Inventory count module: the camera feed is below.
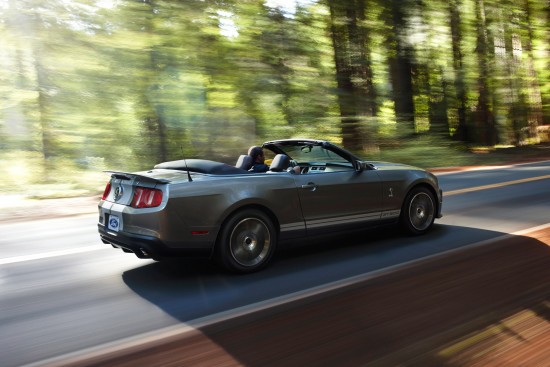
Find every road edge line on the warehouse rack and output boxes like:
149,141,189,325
0,245,106,265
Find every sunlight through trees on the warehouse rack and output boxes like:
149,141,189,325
1,0,549,195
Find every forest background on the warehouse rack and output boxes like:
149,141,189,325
1,0,549,199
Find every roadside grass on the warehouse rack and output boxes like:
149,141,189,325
1,142,550,202
374,141,550,170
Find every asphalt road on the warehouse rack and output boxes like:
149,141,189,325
1,160,549,367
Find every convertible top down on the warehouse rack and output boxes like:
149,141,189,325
98,139,442,273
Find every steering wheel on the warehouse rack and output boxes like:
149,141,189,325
287,159,304,174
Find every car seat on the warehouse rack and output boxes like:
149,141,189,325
235,155,253,171
269,154,290,172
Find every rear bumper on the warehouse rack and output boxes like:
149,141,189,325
98,225,212,260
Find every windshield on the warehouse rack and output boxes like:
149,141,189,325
272,143,351,164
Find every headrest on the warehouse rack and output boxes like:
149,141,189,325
269,154,290,172
235,155,253,171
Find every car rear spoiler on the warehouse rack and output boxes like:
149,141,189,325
105,171,171,184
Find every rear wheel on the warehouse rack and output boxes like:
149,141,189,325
400,187,436,235
216,209,277,273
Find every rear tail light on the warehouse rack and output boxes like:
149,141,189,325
102,182,112,200
131,187,163,208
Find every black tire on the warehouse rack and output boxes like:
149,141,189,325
215,209,277,273
400,187,436,235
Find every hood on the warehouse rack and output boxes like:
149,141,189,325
367,161,424,171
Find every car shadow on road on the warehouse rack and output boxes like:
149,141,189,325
118,224,550,366
122,224,514,322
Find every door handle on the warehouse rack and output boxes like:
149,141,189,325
301,182,317,191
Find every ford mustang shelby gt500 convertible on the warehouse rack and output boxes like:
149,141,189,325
98,139,442,273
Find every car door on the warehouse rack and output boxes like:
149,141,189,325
292,168,384,235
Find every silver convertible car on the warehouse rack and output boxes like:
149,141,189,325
98,139,442,273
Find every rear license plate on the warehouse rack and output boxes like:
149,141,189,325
107,215,120,232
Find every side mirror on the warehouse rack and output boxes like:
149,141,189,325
354,160,364,172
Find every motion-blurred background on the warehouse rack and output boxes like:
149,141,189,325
1,0,549,199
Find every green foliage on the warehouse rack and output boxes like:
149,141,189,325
0,0,549,198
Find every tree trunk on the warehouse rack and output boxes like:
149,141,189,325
522,0,546,133
474,0,497,146
328,0,376,152
386,0,415,131
449,0,468,142
142,0,168,163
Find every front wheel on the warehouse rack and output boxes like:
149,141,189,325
215,209,277,273
400,187,436,235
